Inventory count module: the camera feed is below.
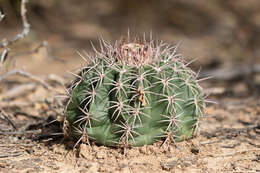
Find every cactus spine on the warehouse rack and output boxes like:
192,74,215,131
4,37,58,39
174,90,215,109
65,36,205,147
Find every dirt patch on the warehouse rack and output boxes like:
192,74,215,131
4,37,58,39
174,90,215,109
0,78,259,172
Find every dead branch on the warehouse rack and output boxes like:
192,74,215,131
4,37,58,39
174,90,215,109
0,109,17,130
0,69,53,90
200,64,260,81
200,139,220,145
32,132,64,140
10,41,48,58
0,129,41,135
0,48,9,65
0,0,30,48
0,143,35,147
14,111,44,121
0,101,31,108
0,9,4,22
0,83,36,100
0,152,24,158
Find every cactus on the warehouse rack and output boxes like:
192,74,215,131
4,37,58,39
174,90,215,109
64,36,206,147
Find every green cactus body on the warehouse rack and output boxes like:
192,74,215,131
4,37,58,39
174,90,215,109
65,39,205,147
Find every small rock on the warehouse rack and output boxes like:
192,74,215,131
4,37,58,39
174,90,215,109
190,147,199,155
161,160,178,171
182,161,192,167
95,150,106,159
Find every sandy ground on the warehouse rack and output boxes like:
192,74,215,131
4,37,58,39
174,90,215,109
0,1,260,172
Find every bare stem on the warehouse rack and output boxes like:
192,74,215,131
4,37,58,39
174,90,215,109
0,109,17,130
0,9,5,22
0,0,30,48
0,69,53,90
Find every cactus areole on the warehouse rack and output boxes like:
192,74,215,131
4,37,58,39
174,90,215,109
65,37,205,147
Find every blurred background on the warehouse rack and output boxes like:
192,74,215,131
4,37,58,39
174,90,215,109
1,1,260,171
1,0,260,93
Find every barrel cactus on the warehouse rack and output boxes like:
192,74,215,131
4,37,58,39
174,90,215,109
64,36,206,147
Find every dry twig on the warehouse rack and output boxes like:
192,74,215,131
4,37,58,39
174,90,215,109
0,83,36,100
0,152,24,158
0,9,4,22
0,48,9,65
0,69,53,90
0,129,41,135
200,64,260,81
200,139,220,145
0,0,30,48
10,41,49,59
0,143,35,147
0,109,17,130
0,9,5,22
0,101,31,108
14,111,44,120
